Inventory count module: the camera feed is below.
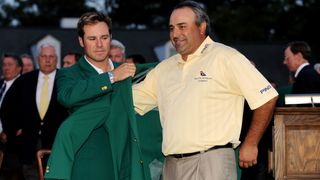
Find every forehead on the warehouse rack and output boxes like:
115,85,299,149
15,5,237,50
110,47,122,53
64,54,75,60
3,57,16,63
22,57,32,62
170,7,196,25
83,22,109,36
284,47,293,55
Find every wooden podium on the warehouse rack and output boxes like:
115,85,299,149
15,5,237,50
273,107,320,179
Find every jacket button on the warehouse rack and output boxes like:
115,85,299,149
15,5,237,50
101,86,108,91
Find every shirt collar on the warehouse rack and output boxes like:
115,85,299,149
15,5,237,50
4,74,20,88
84,56,114,74
39,70,56,79
177,36,213,64
295,62,309,78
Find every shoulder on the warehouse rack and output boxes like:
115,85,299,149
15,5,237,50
300,65,319,77
18,70,39,81
209,42,245,61
156,54,179,69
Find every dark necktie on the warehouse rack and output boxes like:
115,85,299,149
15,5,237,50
0,82,7,101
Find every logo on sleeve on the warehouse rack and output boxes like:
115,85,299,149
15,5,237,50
201,44,210,54
260,85,272,94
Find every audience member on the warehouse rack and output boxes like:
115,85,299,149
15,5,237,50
62,51,82,67
109,39,126,62
126,54,146,64
0,53,23,180
283,41,320,93
133,1,278,179
11,44,68,180
21,54,35,74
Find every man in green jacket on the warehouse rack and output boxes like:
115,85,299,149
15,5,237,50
45,12,146,180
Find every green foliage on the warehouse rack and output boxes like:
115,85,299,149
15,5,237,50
0,0,89,27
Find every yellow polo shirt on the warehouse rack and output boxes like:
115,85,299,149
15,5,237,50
133,37,278,155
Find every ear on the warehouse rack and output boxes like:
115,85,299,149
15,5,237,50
295,52,304,60
79,37,84,47
199,22,206,35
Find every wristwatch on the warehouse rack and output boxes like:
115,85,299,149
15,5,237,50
108,71,115,83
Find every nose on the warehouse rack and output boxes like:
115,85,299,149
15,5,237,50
170,28,179,39
96,39,102,47
283,59,287,65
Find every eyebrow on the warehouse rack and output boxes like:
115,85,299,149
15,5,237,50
86,34,110,38
169,22,187,28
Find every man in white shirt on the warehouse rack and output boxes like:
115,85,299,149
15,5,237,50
133,1,278,179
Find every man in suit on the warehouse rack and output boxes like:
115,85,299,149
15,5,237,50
44,12,148,180
0,53,23,179
11,44,68,179
283,41,320,93
21,54,35,74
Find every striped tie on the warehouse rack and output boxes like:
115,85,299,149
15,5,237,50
0,82,7,102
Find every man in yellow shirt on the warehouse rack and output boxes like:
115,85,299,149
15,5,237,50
133,1,278,179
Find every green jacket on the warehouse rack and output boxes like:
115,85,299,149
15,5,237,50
45,57,161,180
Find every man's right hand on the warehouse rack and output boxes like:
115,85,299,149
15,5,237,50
0,132,7,143
112,63,136,82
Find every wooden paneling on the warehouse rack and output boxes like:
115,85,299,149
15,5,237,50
274,107,320,180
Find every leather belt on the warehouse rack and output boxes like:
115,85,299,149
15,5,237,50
169,143,232,159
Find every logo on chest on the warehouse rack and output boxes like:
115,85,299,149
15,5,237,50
194,70,212,82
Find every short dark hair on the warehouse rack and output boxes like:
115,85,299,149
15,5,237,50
77,11,112,38
173,1,211,36
2,53,23,67
127,54,146,64
64,51,82,62
20,53,33,60
287,41,311,61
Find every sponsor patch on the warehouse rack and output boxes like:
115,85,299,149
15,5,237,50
194,70,212,82
260,85,272,94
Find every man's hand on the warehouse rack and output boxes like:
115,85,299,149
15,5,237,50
0,132,7,143
112,63,136,82
239,96,277,168
238,141,258,168
16,129,22,136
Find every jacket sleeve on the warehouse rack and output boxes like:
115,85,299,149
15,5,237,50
56,68,113,109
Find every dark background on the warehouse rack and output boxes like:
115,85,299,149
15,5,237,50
0,0,319,87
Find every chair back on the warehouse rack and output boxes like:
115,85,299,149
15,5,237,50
37,149,51,180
